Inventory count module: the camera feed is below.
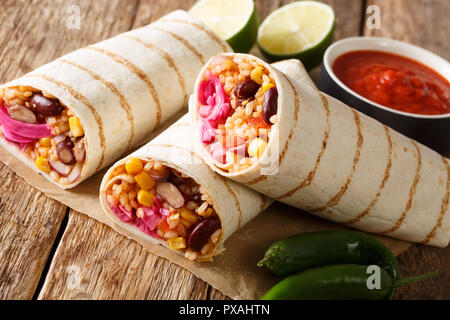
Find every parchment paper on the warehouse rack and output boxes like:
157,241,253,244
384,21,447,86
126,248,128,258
0,108,410,300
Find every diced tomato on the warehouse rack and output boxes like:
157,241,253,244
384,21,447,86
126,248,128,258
158,219,170,234
246,117,271,129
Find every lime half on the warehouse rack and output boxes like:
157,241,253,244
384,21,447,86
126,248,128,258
257,1,335,70
190,0,259,53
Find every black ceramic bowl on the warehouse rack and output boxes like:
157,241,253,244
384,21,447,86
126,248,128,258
317,37,450,157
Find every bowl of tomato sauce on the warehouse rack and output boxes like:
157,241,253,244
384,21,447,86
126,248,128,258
317,37,450,156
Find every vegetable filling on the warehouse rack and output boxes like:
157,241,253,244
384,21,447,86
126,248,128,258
104,158,222,262
0,86,86,184
196,55,278,173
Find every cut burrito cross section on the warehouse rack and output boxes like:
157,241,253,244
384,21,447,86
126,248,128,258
0,10,232,188
103,156,223,262
191,54,280,173
100,115,272,262
190,53,450,248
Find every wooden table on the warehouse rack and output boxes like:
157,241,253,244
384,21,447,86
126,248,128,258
0,0,448,300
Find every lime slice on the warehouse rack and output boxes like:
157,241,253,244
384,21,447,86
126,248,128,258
257,1,335,70
190,0,259,53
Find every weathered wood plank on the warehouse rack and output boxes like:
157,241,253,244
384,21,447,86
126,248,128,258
0,0,139,299
37,0,364,300
363,0,450,299
365,0,449,59
38,211,229,300
0,163,67,299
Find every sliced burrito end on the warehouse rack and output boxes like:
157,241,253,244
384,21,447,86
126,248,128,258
0,86,86,186
192,53,281,174
101,156,224,262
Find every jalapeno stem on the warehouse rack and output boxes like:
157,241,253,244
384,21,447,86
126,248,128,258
394,270,438,288
257,256,270,267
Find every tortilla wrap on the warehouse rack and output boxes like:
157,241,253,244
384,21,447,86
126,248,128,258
0,10,231,188
99,114,272,260
190,53,450,248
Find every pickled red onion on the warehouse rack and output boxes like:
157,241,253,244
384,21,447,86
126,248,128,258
110,205,135,223
210,141,227,164
0,105,51,140
200,120,216,143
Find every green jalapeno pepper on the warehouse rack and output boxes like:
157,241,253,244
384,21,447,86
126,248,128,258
261,264,437,300
258,231,399,280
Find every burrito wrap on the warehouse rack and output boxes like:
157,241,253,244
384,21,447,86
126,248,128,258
0,10,231,188
99,114,272,260
190,53,450,247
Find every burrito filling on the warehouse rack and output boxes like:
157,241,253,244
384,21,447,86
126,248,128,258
0,86,86,184
196,55,278,173
104,158,222,262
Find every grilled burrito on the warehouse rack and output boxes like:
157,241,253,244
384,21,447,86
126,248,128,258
99,114,271,262
189,53,450,247
0,10,231,188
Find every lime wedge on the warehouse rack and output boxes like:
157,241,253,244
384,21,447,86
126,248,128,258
257,1,335,70
190,0,259,53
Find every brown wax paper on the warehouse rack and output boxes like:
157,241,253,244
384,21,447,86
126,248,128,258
0,61,410,300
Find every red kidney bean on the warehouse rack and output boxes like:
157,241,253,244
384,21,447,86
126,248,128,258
168,169,187,186
188,216,221,252
148,166,172,180
29,93,63,116
262,87,278,124
234,80,260,99
56,137,75,164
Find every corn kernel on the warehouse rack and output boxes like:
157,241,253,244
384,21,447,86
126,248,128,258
69,116,84,137
250,66,264,85
137,189,155,207
168,237,186,250
125,158,143,175
223,59,235,70
35,156,51,173
180,207,198,224
39,137,52,147
181,219,192,229
248,138,268,158
134,171,155,191
262,82,275,92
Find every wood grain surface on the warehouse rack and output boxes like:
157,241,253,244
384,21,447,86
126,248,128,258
364,0,450,299
0,0,448,300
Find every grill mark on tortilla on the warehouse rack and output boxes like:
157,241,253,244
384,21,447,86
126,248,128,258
246,175,268,185
259,195,268,212
346,125,393,224
148,26,206,64
381,140,422,234
85,46,162,129
25,74,106,171
159,19,229,52
220,176,243,228
276,90,330,200
59,59,135,151
310,109,363,213
421,156,449,244
278,73,300,164
120,35,188,104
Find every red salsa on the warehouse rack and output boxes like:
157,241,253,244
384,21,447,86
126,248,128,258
332,50,450,115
